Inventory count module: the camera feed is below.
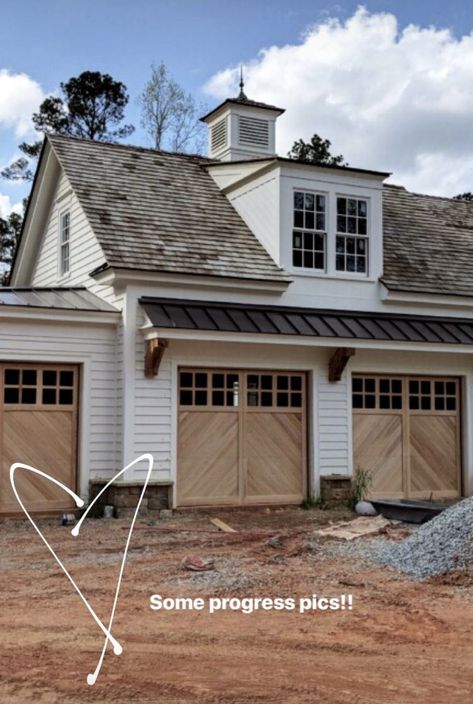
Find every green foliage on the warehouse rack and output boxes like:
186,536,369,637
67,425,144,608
139,62,206,153
0,211,23,284
453,192,473,201
288,134,347,167
2,71,134,182
349,466,373,509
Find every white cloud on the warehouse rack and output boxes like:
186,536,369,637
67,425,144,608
204,7,473,196
0,193,22,219
0,69,45,138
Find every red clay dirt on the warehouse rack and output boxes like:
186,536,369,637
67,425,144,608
0,507,472,703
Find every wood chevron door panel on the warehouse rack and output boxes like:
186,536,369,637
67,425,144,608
2,411,76,512
177,411,239,506
353,414,404,499
0,363,79,515
244,413,304,503
352,375,461,501
409,416,460,499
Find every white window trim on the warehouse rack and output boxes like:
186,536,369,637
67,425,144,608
292,188,328,274
335,193,370,278
58,209,71,279
289,188,372,280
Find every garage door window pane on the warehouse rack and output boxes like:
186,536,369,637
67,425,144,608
43,370,57,386
22,369,37,386
421,396,431,410
180,390,192,405
212,390,225,406
195,390,207,405
212,373,224,388
4,387,19,404
42,388,57,405
59,389,73,405
277,392,289,407
261,392,272,406
21,387,36,404
277,376,289,390
60,371,74,387
195,373,207,388
4,369,19,385
291,393,302,407
180,372,193,388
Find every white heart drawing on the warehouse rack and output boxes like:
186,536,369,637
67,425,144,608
10,453,154,685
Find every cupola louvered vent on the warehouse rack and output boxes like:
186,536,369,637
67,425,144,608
238,115,270,149
211,117,227,152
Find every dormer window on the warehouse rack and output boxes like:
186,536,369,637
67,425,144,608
292,191,326,270
336,197,368,274
59,211,70,276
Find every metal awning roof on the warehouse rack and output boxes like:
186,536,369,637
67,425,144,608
0,288,117,312
140,297,473,345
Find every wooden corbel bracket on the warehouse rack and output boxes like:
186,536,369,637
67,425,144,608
144,338,169,378
328,347,355,382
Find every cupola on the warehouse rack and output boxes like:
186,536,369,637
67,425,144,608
200,71,285,161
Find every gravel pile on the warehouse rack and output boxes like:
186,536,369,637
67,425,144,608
376,497,473,579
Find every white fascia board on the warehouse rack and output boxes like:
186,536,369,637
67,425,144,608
141,324,473,355
279,164,386,191
10,145,59,286
381,285,473,311
91,267,291,293
0,306,119,325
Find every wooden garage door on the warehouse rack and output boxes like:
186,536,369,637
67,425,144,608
177,369,306,506
353,375,461,500
0,364,79,514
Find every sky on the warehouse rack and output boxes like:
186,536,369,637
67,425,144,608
2,0,473,216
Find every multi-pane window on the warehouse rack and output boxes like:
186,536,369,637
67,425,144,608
3,367,75,406
179,371,239,407
247,374,303,408
352,377,402,410
178,371,304,409
60,211,70,276
292,191,326,270
353,376,458,413
336,197,368,274
409,379,457,411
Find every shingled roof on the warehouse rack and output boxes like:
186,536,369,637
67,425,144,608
47,135,289,283
46,135,473,297
382,186,473,297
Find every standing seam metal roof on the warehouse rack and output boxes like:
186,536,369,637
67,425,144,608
140,297,473,345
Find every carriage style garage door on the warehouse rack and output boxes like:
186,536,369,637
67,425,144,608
177,369,307,506
0,363,79,514
353,375,461,500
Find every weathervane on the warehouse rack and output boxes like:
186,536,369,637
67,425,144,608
238,64,247,100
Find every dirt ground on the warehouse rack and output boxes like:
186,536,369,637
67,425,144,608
0,506,472,704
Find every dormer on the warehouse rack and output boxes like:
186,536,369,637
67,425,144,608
200,81,285,161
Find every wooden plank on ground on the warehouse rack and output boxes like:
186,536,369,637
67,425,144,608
210,518,237,533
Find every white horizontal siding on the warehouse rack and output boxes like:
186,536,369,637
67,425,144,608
0,319,119,495
132,306,172,482
31,169,118,304
317,367,351,476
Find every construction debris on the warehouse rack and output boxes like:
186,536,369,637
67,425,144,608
210,518,237,533
314,515,391,541
181,555,215,572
